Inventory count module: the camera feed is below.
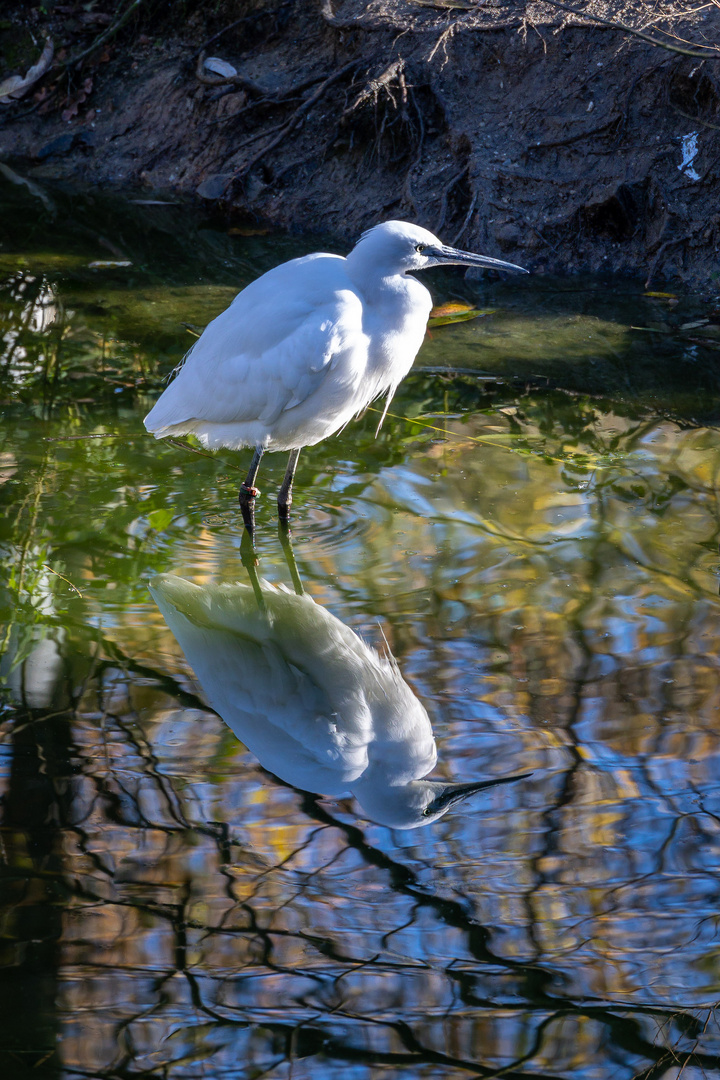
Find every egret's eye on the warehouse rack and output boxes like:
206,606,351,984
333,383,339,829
415,244,427,254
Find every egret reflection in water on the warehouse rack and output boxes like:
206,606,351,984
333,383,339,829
150,573,529,829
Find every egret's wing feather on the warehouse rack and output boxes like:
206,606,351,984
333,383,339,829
144,255,365,435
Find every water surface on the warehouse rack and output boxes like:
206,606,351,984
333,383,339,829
1,181,720,1080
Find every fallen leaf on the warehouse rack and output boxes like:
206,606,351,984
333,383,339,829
679,319,710,331
0,75,26,102
428,304,495,328
0,38,54,104
147,508,174,531
431,302,475,317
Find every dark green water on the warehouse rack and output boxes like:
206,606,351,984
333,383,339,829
1,179,720,1080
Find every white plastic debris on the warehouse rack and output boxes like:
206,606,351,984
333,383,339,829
203,57,238,79
678,132,700,181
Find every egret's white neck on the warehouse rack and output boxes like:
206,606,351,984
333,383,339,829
345,250,410,305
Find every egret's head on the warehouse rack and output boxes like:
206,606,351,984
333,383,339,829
352,771,533,830
349,220,528,277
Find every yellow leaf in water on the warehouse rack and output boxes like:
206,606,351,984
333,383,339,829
428,304,495,328
643,291,677,299
431,302,474,317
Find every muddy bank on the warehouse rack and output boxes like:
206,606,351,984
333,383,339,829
1,1,719,291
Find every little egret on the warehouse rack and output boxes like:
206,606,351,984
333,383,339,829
150,573,530,829
144,220,528,528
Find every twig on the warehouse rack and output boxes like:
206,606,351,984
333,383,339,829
653,20,720,53
526,114,620,153
226,120,289,152
190,5,294,60
192,16,255,59
428,20,459,63
450,188,477,246
196,50,327,103
516,211,559,254
402,84,426,215
62,0,146,69
7,85,59,120
668,100,720,132
435,164,468,233
537,0,720,59
44,432,135,441
165,437,243,471
195,51,270,96
645,234,693,288
342,58,404,116
232,58,361,181
42,564,83,597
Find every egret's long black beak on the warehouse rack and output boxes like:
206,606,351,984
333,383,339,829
428,245,529,274
423,771,532,817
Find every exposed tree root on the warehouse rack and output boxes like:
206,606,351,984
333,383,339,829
3,0,719,288
231,58,362,185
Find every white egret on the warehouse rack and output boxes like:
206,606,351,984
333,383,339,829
150,573,530,829
144,221,528,528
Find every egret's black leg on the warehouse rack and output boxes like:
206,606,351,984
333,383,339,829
278,521,304,596
239,446,264,533
277,448,301,521
239,529,267,613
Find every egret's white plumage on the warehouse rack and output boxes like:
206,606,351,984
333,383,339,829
150,573,529,829
144,220,527,524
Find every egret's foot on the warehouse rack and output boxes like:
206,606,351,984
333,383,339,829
239,486,258,535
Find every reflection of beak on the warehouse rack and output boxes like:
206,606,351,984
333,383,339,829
427,244,529,274
424,771,533,816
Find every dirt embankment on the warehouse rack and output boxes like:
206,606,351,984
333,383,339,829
1,1,719,291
